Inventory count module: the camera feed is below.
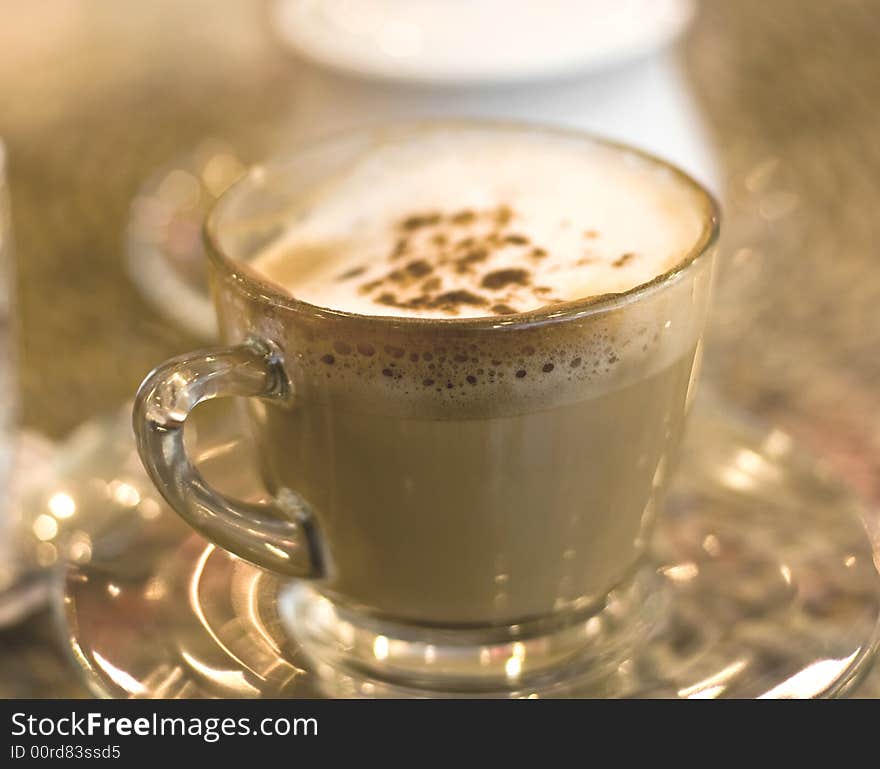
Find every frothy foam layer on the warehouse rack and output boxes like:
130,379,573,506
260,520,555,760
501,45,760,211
249,131,707,318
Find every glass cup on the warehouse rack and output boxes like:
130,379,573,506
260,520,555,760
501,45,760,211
133,122,719,695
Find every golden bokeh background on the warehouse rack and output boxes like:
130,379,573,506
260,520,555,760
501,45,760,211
1,0,878,696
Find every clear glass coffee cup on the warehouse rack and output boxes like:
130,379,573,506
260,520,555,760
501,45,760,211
133,122,719,695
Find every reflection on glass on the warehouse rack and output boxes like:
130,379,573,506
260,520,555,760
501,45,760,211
759,652,860,699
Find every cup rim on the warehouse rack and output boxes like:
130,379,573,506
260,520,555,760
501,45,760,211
204,119,720,331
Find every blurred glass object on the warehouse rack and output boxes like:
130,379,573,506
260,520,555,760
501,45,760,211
0,140,15,580
273,0,720,192
0,142,55,626
125,139,248,341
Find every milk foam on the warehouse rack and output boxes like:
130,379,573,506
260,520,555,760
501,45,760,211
249,130,707,319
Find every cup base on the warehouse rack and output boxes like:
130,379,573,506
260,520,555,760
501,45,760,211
278,567,667,697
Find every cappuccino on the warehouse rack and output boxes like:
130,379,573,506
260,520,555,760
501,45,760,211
233,128,713,624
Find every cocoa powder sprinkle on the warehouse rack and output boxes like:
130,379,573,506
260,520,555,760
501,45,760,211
336,265,366,281
391,237,408,259
405,259,433,277
451,209,476,225
495,205,513,226
401,212,442,230
481,268,530,290
430,290,488,309
455,249,488,273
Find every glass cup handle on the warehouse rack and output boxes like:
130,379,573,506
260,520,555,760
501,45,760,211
132,338,323,578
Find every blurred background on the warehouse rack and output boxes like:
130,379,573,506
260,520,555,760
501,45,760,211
0,0,878,696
